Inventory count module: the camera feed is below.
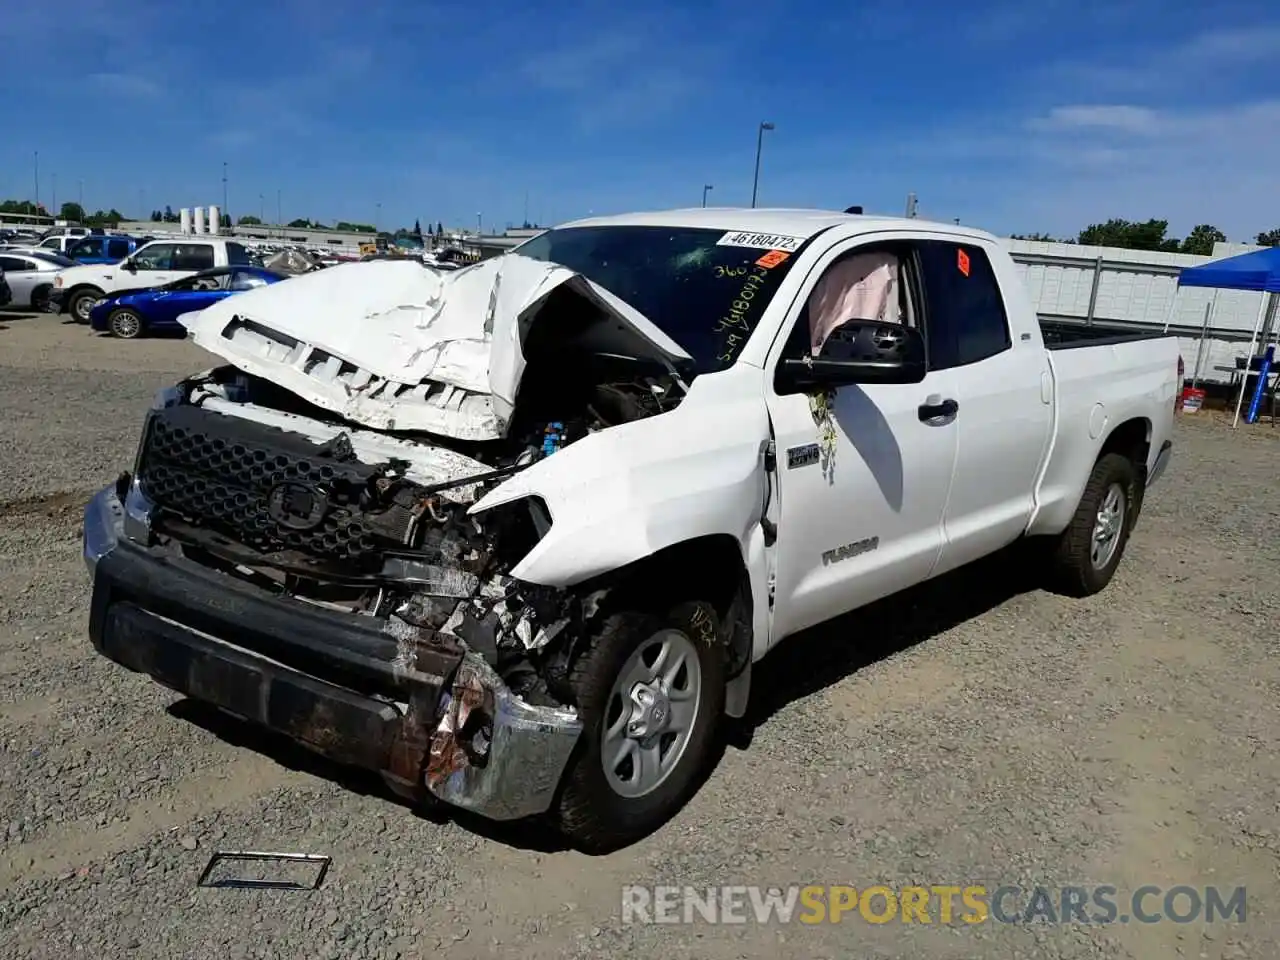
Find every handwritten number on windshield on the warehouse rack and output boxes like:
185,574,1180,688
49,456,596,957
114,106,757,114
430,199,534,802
713,266,770,365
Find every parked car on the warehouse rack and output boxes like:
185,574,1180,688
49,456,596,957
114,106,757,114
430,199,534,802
82,208,1178,852
0,251,75,310
67,234,142,265
89,265,286,338
50,238,257,322
0,265,9,308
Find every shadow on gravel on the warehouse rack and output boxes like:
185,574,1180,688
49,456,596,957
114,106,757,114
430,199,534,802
167,699,572,853
730,543,1041,749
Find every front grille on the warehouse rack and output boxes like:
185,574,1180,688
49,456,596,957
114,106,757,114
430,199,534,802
137,404,404,564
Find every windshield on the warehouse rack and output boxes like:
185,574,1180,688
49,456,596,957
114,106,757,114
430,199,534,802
514,225,808,373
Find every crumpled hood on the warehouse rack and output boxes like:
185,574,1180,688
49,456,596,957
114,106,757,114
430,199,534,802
181,254,690,441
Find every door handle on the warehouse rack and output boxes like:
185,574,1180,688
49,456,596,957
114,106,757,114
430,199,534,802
918,397,959,422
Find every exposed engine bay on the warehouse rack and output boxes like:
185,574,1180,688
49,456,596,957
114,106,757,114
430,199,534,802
133,354,687,711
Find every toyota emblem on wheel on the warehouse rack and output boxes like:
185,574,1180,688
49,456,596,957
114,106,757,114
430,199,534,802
266,481,330,531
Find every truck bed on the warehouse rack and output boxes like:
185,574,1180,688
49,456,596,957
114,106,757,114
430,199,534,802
1039,317,1171,350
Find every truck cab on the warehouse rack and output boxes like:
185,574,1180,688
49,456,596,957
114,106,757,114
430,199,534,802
67,234,142,265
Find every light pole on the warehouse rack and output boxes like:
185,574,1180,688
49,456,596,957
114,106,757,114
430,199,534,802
276,189,282,237
52,174,57,216
751,121,774,208
376,202,381,230
78,179,84,213
259,193,264,224
702,184,713,207
33,151,39,211
222,161,228,226
476,212,482,236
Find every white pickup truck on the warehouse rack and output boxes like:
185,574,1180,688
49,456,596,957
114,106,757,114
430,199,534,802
51,237,255,322
82,209,1178,852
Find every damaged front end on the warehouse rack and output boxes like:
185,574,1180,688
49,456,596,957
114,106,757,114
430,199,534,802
85,343,683,819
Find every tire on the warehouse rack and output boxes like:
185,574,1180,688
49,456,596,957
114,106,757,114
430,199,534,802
31,285,51,313
68,287,104,324
1046,452,1138,597
107,308,144,339
556,600,726,853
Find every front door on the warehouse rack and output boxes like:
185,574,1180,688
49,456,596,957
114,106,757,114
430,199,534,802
763,236,959,643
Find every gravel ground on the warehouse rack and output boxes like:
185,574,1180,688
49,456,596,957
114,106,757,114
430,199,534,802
1,312,1278,959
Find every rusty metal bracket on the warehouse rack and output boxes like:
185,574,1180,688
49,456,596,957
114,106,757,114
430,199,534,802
196,851,332,890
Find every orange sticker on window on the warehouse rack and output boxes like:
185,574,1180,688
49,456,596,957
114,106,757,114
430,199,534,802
756,249,790,269
957,248,971,276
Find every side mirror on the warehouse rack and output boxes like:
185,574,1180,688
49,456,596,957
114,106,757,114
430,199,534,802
122,258,137,271
776,318,926,394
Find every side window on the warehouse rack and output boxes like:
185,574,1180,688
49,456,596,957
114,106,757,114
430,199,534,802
915,241,1010,370
227,242,251,266
107,239,130,258
40,237,62,249
0,256,30,272
173,244,215,270
133,243,177,270
779,243,918,360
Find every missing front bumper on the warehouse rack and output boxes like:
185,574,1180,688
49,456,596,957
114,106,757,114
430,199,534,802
82,484,583,822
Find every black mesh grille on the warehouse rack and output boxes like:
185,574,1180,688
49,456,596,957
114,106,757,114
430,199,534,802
137,404,399,564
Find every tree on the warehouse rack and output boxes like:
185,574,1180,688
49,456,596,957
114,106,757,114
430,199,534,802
413,218,423,242
1078,219,1180,252
0,199,44,215
1011,232,1058,241
237,215,263,225
150,209,163,222
436,221,444,237
220,213,231,228
1256,229,1280,247
334,221,375,233
163,205,176,223
287,218,314,228
1180,224,1227,257
59,202,86,223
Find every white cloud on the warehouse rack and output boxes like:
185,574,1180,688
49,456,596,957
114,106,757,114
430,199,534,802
88,72,162,100
1030,105,1160,135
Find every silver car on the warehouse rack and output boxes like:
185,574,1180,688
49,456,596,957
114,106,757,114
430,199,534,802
0,251,75,310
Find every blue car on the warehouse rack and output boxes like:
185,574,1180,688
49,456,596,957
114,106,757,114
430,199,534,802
89,266,286,339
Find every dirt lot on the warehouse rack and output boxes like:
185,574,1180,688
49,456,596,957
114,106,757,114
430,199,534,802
1,312,1278,959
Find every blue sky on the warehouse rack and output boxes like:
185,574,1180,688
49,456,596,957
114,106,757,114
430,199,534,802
4,0,1278,240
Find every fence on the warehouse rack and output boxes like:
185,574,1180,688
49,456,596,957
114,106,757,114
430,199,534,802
1005,239,1275,384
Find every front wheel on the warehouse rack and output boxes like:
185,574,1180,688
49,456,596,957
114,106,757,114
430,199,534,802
67,288,104,324
556,601,726,853
107,308,144,339
1046,452,1138,597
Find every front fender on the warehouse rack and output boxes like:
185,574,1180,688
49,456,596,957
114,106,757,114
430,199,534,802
469,375,777,669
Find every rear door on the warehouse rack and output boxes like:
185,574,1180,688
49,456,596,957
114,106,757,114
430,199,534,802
0,255,40,305
919,239,1053,575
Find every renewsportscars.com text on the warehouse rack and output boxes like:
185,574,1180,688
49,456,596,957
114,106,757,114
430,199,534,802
621,884,1247,926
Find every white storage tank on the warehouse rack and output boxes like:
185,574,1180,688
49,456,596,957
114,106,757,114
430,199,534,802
180,208,192,235
193,206,206,235
208,205,220,235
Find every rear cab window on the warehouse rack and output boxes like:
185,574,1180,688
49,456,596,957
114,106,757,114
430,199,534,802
227,242,252,266
173,245,216,270
915,241,1011,370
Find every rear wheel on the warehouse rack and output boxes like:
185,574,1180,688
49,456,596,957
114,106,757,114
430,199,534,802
556,601,726,853
1046,452,1137,597
108,308,144,339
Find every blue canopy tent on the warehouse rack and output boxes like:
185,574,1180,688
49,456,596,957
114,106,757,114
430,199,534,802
1175,245,1280,427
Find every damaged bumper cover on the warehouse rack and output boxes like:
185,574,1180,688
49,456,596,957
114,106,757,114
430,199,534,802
82,484,583,821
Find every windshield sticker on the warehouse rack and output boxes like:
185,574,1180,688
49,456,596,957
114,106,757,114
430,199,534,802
716,231,805,252
957,248,971,276
756,249,791,269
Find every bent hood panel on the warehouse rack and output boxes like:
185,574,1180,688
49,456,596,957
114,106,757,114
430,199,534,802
182,256,690,440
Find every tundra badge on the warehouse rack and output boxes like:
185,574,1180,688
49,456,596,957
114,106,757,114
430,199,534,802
786,443,821,469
